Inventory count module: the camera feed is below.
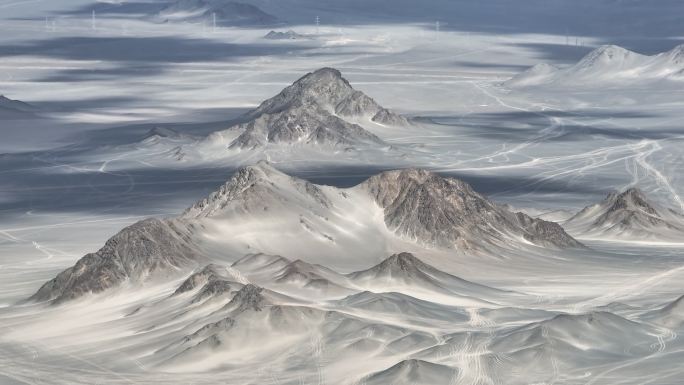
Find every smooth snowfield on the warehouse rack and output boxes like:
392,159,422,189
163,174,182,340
2,0,684,384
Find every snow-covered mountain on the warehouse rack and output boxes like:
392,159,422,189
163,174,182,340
264,30,308,40
201,68,410,150
157,0,279,26
563,188,684,242
361,169,584,250
29,162,583,304
29,218,205,304
506,44,684,87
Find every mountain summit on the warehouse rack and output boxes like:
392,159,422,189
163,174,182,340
564,188,684,241
204,68,409,149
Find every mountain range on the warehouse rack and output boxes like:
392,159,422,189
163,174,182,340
506,44,684,87
29,161,583,304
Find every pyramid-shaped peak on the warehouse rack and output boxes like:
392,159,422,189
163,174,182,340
609,187,656,212
226,284,265,312
577,45,639,67
592,45,634,58
374,252,429,273
617,187,646,199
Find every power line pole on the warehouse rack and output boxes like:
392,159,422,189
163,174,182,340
92,10,96,31
435,21,440,33
212,12,216,33
315,15,320,34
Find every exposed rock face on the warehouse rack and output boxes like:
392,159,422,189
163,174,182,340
191,280,241,304
174,264,227,295
158,0,278,26
173,264,242,303
564,187,684,240
30,163,584,304
29,219,202,304
514,212,585,248
362,169,582,250
207,68,408,149
225,284,265,313
183,161,331,218
228,104,384,149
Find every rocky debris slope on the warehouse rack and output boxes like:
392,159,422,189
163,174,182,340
29,218,203,304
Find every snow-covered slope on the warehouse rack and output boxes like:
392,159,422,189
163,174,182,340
650,295,684,328
348,252,511,302
29,162,584,304
506,44,684,87
157,0,279,26
564,188,684,242
363,359,458,385
200,68,410,150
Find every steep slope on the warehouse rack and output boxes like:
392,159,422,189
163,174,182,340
29,219,204,304
30,163,583,303
506,44,684,87
361,169,583,250
157,0,279,26
202,68,409,150
564,188,684,241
